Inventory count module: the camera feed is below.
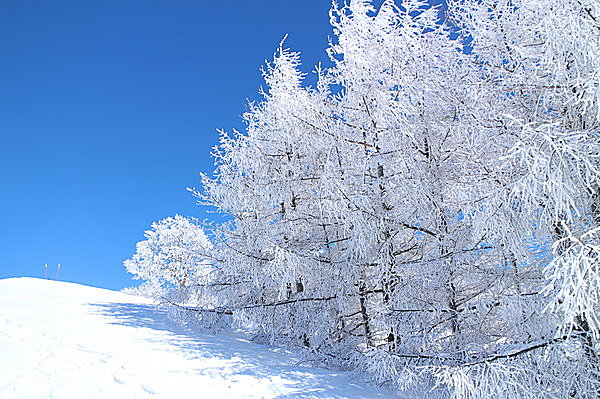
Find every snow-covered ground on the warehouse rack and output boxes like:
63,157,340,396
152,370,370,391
0,277,399,399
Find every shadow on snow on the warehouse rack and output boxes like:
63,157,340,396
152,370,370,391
88,301,392,399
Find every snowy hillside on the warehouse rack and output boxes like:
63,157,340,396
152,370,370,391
0,277,399,399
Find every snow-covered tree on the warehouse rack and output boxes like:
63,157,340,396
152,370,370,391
439,0,600,396
183,0,599,397
124,215,213,295
198,43,347,348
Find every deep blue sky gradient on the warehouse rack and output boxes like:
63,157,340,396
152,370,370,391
0,0,335,289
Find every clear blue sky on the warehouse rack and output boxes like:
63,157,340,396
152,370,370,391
0,0,337,290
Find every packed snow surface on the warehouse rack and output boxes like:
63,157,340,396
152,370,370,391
0,277,398,399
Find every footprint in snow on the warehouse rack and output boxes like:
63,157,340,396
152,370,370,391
140,384,157,395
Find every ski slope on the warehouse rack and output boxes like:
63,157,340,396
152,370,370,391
0,277,399,399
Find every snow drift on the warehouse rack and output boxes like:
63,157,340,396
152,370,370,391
0,277,397,399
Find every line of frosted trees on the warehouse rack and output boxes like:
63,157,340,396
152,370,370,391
125,1,599,397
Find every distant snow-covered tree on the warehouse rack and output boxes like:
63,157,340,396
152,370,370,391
124,215,213,295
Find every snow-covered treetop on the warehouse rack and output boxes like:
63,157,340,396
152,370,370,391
124,215,213,292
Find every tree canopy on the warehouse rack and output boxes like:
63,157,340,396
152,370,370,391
129,1,600,397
